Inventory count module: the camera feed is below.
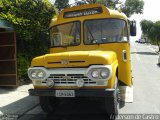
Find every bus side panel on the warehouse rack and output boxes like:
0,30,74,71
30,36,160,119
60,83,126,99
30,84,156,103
102,43,132,87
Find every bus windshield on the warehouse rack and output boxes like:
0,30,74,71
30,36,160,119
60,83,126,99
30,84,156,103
50,21,80,47
84,19,128,44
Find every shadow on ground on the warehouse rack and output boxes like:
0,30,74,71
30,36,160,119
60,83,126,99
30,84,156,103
0,82,32,94
19,98,125,120
131,52,158,55
19,114,116,120
0,96,39,115
0,86,18,94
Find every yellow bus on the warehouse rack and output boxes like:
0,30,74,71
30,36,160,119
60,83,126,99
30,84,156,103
28,4,136,115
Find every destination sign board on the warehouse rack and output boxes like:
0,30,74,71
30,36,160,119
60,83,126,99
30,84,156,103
64,7,103,18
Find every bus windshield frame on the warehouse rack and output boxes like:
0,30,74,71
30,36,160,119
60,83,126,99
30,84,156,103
50,21,81,47
83,18,129,45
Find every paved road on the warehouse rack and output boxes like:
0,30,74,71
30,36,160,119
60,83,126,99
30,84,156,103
119,40,160,114
18,39,160,120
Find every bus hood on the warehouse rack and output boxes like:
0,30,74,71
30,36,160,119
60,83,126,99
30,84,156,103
31,51,117,68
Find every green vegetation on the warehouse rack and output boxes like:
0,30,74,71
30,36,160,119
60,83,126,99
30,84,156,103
74,0,144,17
121,0,144,17
140,20,160,52
0,0,57,81
55,0,70,12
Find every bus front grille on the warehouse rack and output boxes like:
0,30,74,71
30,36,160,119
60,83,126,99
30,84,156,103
48,74,97,86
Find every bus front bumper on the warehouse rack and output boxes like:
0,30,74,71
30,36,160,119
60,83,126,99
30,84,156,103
28,89,115,97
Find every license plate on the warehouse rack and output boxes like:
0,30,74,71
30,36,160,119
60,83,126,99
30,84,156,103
56,90,75,97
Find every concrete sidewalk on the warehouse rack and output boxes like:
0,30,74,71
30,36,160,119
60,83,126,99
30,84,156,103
0,84,39,115
147,44,159,53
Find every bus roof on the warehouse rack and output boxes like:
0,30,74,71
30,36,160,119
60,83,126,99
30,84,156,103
50,4,127,28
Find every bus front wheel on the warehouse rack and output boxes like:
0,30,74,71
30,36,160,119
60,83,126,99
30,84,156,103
105,79,120,115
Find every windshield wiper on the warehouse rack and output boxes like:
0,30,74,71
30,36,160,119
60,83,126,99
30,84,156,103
86,24,96,43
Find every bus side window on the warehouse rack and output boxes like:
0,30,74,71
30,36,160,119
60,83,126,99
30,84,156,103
119,23,128,42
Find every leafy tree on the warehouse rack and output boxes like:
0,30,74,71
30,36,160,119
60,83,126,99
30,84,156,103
75,0,122,9
121,0,144,17
74,0,144,17
0,0,57,80
140,20,153,36
55,0,70,12
149,21,160,52
140,20,160,52
75,0,87,6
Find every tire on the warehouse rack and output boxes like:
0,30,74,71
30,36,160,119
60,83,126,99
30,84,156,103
39,96,60,113
105,78,120,115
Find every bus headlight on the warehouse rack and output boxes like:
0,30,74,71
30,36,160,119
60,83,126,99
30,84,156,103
91,70,99,78
86,65,112,81
37,71,45,78
31,71,37,79
46,79,54,88
100,69,110,78
28,67,47,80
76,79,84,87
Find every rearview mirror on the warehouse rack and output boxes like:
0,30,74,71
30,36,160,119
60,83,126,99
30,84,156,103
129,20,137,36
